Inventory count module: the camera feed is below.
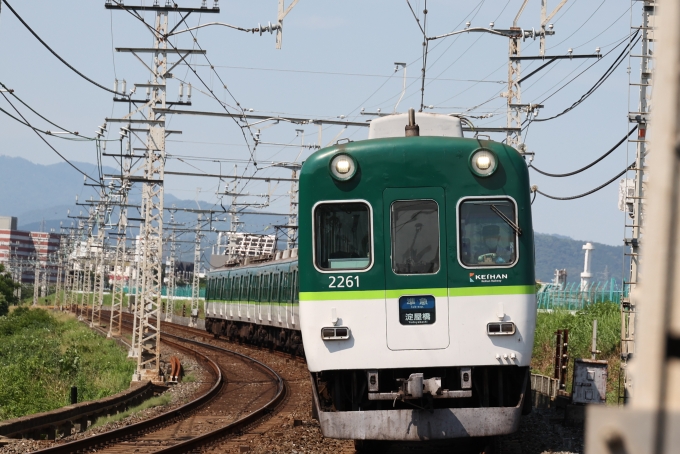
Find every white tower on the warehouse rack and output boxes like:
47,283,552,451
580,242,595,292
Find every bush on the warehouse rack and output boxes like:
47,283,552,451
0,309,135,420
532,301,622,403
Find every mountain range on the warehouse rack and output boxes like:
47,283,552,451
0,155,625,282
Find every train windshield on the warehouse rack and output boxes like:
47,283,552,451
314,202,372,271
391,200,440,274
459,199,518,267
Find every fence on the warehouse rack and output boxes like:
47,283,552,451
537,279,625,311
123,286,205,298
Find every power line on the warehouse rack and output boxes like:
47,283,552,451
530,126,637,177
0,90,100,184
534,164,634,201
184,64,505,83
532,31,640,122
1,0,126,97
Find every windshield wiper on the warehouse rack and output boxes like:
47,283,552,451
490,205,522,236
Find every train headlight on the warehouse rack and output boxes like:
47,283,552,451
330,153,357,181
469,148,497,177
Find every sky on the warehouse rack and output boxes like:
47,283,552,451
0,0,646,247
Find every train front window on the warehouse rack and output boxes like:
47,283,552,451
314,202,372,271
391,200,440,274
459,199,518,267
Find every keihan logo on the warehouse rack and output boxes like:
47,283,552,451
469,273,508,283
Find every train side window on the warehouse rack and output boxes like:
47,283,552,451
272,273,280,302
251,276,260,302
218,277,224,300
233,277,240,302
314,201,372,271
293,270,299,304
282,272,290,303
391,199,440,274
262,274,270,302
241,276,249,301
225,277,231,300
458,198,518,267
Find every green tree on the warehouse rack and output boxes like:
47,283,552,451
0,264,19,316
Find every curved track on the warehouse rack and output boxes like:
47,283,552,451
32,311,285,454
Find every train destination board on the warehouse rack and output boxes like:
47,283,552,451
399,295,436,325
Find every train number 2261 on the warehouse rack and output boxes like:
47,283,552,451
328,276,360,288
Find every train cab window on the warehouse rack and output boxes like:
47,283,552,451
391,200,440,274
459,198,518,267
314,202,372,271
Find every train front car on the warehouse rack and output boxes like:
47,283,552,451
298,113,536,443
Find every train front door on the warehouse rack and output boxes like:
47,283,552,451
383,187,450,350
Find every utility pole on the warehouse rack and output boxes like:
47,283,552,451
91,197,107,327
585,0,677,449
189,215,202,327
165,227,176,323
109,189,129,338
105,0,218,382
31,258,39,306
505,0,567,149
620,0,655,403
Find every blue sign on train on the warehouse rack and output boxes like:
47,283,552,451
399,295,436,325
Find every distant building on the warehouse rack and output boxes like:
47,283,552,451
0,216,63,283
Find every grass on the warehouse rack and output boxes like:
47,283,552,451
531,301,622,404
182,372,197,383
0,308,136,420
90,394,171,429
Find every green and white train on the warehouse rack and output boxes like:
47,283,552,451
205,110,536,444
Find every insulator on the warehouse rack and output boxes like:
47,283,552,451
102,141,107,151
121,79,127,95
179,83,184,100
187,83,192,100
126,141,131,152
146,85,151,100
114,79,119,93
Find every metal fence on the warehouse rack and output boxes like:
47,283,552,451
123,285,205,298
537,279,625,310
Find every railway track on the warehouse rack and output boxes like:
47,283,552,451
27,311,285,454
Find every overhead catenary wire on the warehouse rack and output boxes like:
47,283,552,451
1,0,126,97
532,30,641,122
0,90,101,184
530,126,637,177
534,164,634,201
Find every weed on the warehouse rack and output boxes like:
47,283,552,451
0,309,135,420
90,394,172,429
531,301,622,404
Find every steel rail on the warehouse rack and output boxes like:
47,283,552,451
152,332,287,453
42,310,287,453
32,336,224,454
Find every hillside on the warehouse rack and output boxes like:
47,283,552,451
1,156,626,277
534,233,626,285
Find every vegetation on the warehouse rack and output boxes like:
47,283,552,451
0,308,135,420
0,264,20,316
531,302,621,404
90,394,171,429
